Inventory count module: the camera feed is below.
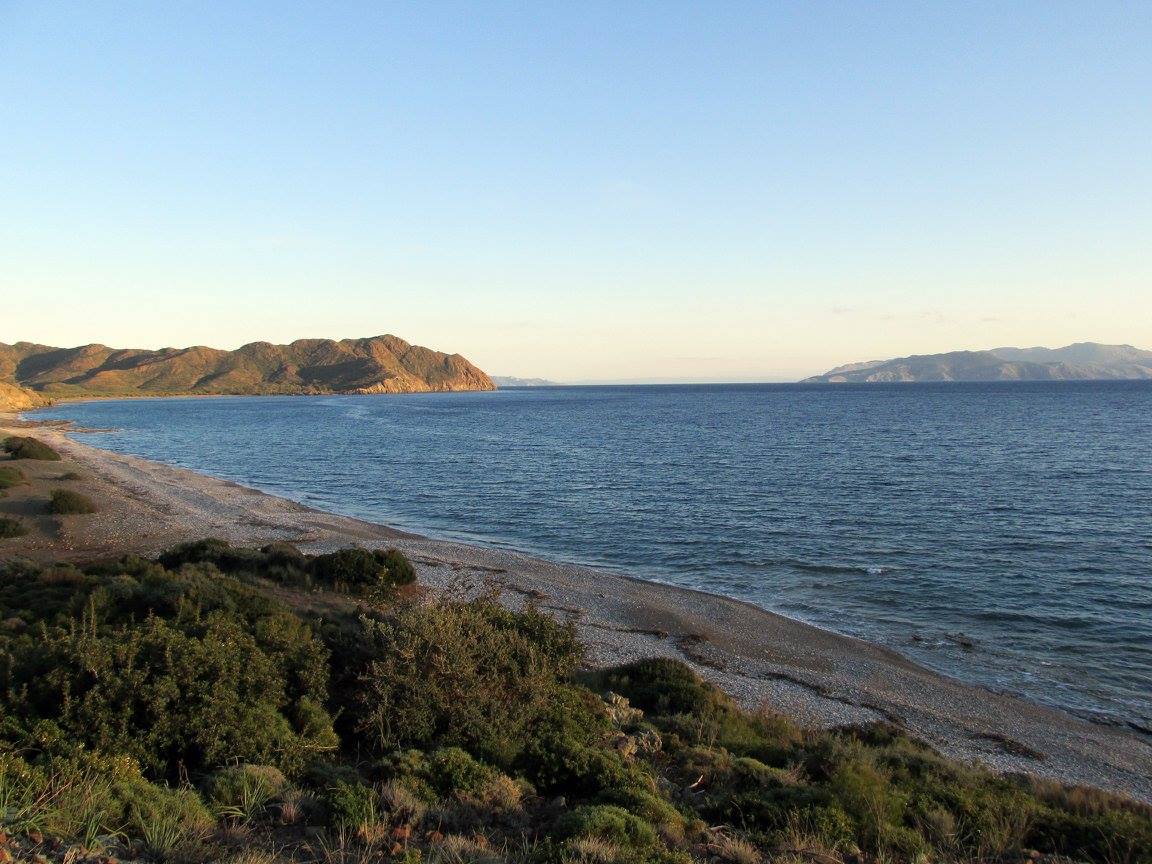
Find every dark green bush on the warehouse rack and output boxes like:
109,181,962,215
309,547,383,588
153,538,416,594
376,547,417,586
554,803,659,851
0,516,27,538
0,465,24,489
48,488,97,514
351,596,582,767
3,435,61,460
0,557,337,780
322,778,378,828
428,747,498,798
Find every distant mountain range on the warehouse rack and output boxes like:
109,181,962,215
491,376,558,388
804,343,1152,383
0,335,494,408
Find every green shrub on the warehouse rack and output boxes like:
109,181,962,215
0,748,211,849
1,543,1150,864
153,538,414,594
48,488,97,514
597,658,719,716
309,547,385,590
3,436,61,460
205,764,287,821
0,465,23,489
0,516,27,538
377,547,417,586
352,596,582,767
323,778,378,828
597,658,802,761
555,804,659,852
0,559,337,780
429,747,499,799
375,749,438,803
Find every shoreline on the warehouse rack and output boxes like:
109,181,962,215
3,414,1151,804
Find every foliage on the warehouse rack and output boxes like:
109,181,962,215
350,596,583,767
0,541,1149,864
0,556,337,780
156,536,417,595
2,436,61,460
0,465,23,489
206,764,288,821
0,516,27,538
48,488,97,514
0,747,211,848
554,804,658,853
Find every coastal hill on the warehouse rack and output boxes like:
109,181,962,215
804,342,1152,383
0,381,50,411
491,375,558,387
0,334,495,404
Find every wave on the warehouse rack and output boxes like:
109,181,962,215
786,560,892,576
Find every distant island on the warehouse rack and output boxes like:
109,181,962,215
491,375,558,388
804,342,1152,383
0,334,495,408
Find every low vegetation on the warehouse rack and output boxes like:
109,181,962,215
47,488,98,514
0,542,1148,864
0,516,27,538
0,465,24,490
2,435,62,461
158,537,417,596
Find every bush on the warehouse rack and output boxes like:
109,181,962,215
48,488,97,514
2,543,1151,864
351,596,582,766
429,747,499,798
0,558,337,780
310,547,384,589
205,764,288,821
3,436,61,460
322,778,378,828
0,516,27,538
0,748,211,849
153,538,416,595
0,465,23,489
377,547,417,586
555,804,659,853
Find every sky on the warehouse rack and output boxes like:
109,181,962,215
1,2,1150,382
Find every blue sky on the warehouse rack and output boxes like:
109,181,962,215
1,1,1149,381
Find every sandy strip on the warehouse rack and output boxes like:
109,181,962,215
3,418,1151,803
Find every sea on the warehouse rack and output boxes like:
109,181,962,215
31,382,1152,732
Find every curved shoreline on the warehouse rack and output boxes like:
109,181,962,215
3,415,1151,803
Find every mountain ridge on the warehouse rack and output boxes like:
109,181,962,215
0,334,495,405
803,342,1152,383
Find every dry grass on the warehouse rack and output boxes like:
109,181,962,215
565,836,622,862
710,833,764,864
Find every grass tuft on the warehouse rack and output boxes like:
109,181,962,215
3,435,61,460
48,488,98,514
0,516,27,538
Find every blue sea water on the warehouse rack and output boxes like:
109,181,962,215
32,383,1152,731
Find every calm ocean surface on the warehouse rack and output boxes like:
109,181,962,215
33,383,1152,730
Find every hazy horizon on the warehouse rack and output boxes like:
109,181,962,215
3,2,1149,381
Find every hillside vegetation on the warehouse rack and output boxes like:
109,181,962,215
0,539,1149,864
0,335,495,398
